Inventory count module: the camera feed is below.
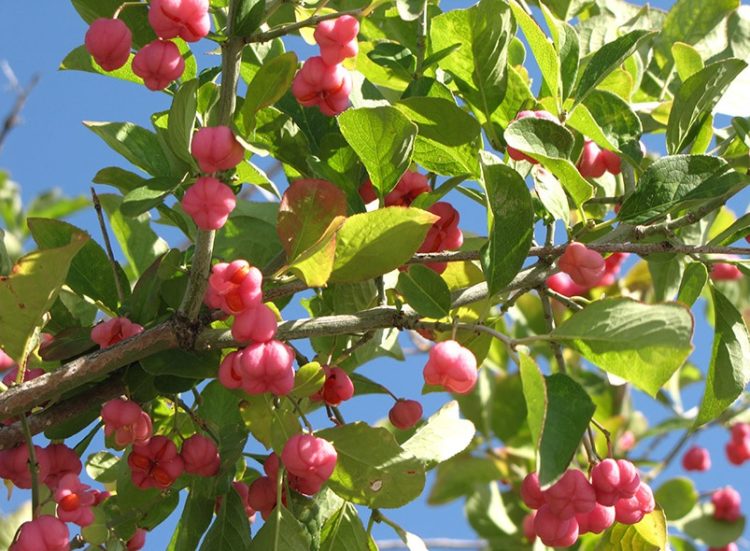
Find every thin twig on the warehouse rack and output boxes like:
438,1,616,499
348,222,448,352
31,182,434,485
91,187,126,305
0,70,38,153
539,289,566,374
20,415,39,517
247,8,367,43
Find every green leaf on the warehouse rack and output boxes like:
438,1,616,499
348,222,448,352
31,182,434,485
214,215,283,269
519,352,546,447
167,491,215,551
541,4,579,100
319,503,373,551
396,0,424,21
0,231,87,360
667,59,747,154
199,487,251,551
246,107,311,177
430,0,512,120
617,155,738,224
121,177,180,216
402,401,475,468
251,505,312,550
330,207,438,283
510,1,560,100
290,362,325,400
677,262,708,307
551,299,694,396
240,393,300,453
396,265,452,319
394,97,481,177
84,121,172,177
537,374,595,486
655,477,698,521
695,286,750,426
86,451,120,483
239,52,298,132
489,373,527,441
571,90,643,157
596,509,668,550
367,42,416,80
672,42,704,81
679,506,745,548
465,483,517,539
660,0,739,52
317,423,426,508
338,106,417,196
99,194,169,280
480,162,533,295
428,455,504,505
504,117,592,206
60,46,143,85
168,79,199,165
27,218,124,310
574,30,654,106
234,0,265,37
708,213,750,245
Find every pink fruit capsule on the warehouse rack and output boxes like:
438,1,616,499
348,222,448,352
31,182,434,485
85,18,132,72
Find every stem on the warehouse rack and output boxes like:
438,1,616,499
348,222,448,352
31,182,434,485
644,429,693,482
175,397,221,443
539,289,565,374
366,510,376,537
248,8,367,43
287,396,314,433
274,463,284,549
20,415,39,518
91,188,126,305
113,1,143,18
178,4,244,321
414,0,429,78
541,287,585,311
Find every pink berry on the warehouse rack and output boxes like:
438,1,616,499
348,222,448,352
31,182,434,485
614,482,655,525
546,272,589,297
710,262,743,281
314,15,359,65
191,126,245,173
205,260,263,315
54,473,97,527
0,348,14,371
311,366,354,406
558,242,606,288
9,515,69,551
533,504,579,547
423,340,477,394
91,317,144,349
618,430,636,452
521,472,546,509
0,444,50,489
418,202,463,273
725,439,750,465
128,436,184,490
281,434,337,492
590,458,640,506
731,423,750,440
127,528,147,551
599,149,622,175
181,434,220,477
231,481,257,521
709,544,738,551
388,399,423,430
101,398,153,449
292,56,352,117
132,39,185,91
231,304,278,344
545,469,596,519
181,176,237,230
597,252,629,287
2,366,44,387
712,486,742,521
148,0,210,42
682,446,711,472
42,443,83,489
577,140,606,179
237,340,295,396
359,171,430,207
84,18,132,71
507,110,558,164
247,476,279,520
576,502,615,535
264,452,321,495
218,350,243,390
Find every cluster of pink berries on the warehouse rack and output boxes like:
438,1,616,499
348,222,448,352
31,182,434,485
292,16,358,116
521,459,654,547
547,242,628,297
102,398,220,490
726,422,750,465
85,0,210,90
360,170,463,273
181,126,244,230
247,434,337,518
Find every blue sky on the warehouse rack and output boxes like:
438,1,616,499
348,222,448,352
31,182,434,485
1,1,749,549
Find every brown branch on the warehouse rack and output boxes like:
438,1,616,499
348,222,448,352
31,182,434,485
247,9,366,43
0,71,38,153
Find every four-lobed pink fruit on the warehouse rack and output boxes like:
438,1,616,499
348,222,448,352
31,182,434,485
533,504,579,547
682,446,711,472
314,15,359,65
91,317,144,349
220,340,295,396
132,39,185,91
577,139,622,178
148,0,210,42
181,434,221,477
311,366,354,406
726,423,750,465
181,176,237,230
613,482,655,525
9,515,69,551
359,170,430,207
389,399,423,430
545,469,596,519
205,260,263,315
231,304,278,344
590,458,641,506
126,528,147,551
281,434,338,494
576,503,615,535
712,486,742,521
292,56,352,117
418,202,463,273
557,242,606,288
54,473,97,527
128,435,185,490
191,126,245,174
710,262,743,281
423,340,478,394
101,398,153,449
85,18,132,71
